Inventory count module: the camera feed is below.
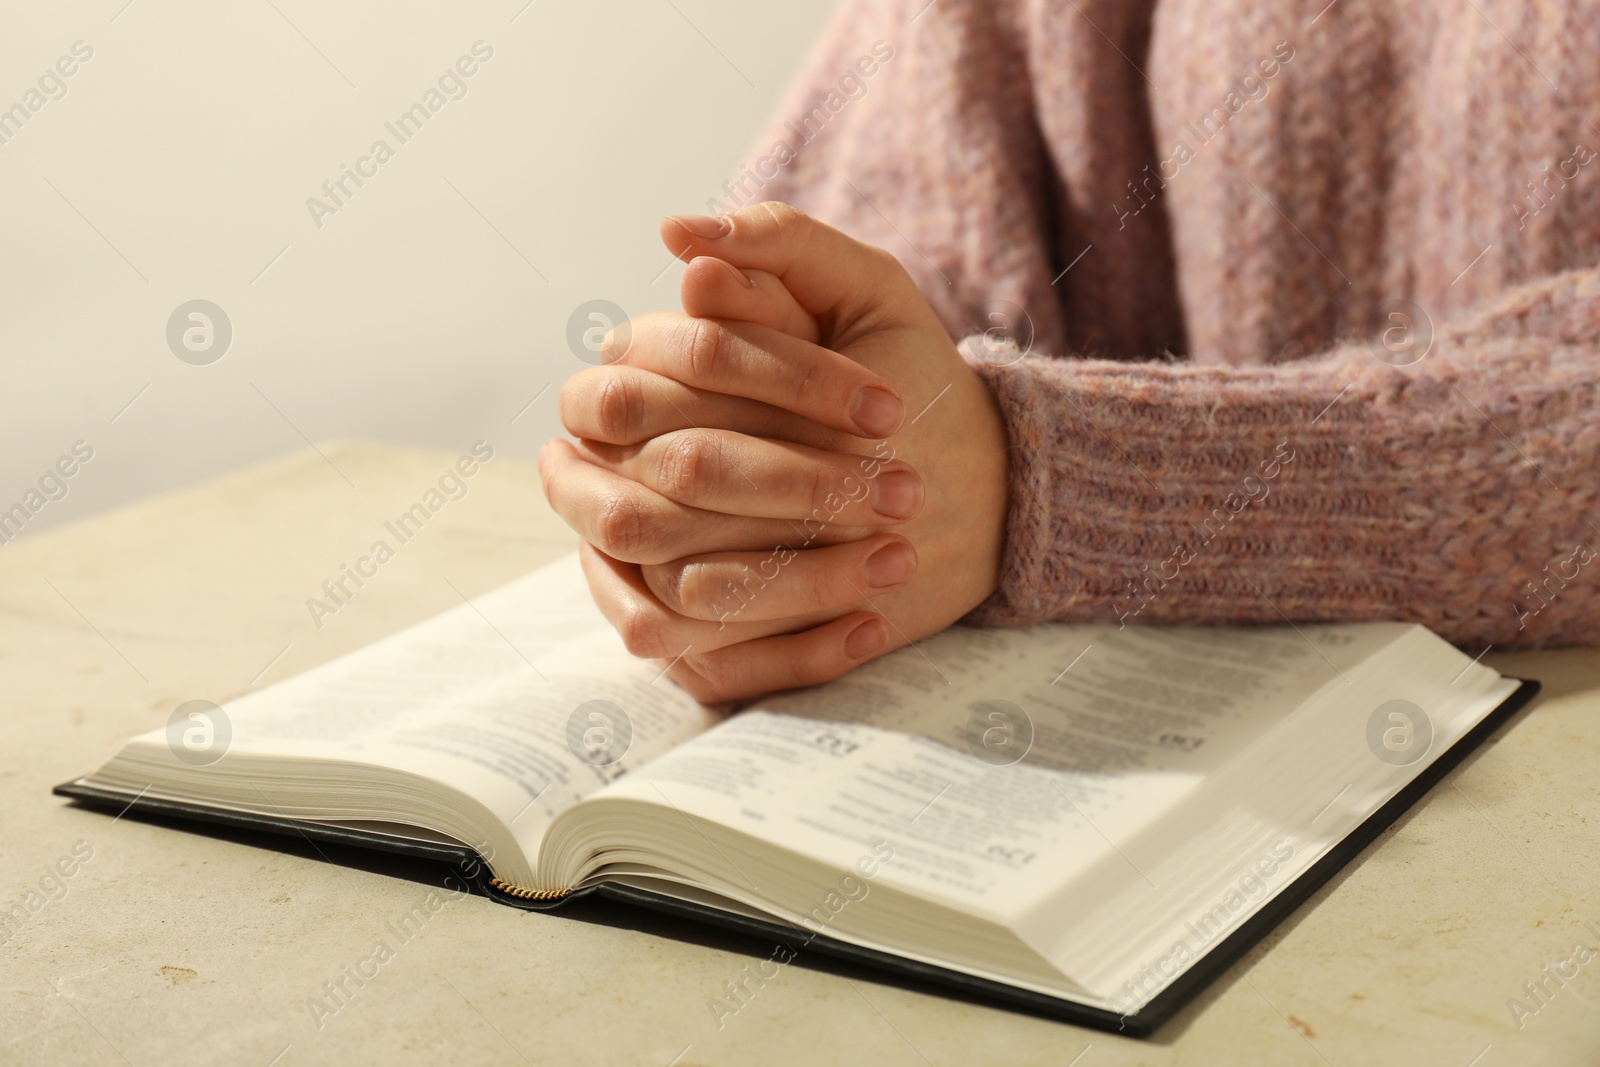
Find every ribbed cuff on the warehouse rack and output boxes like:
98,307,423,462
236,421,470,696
958,335,1081,627
955,337,1357,631
952,277,1600,648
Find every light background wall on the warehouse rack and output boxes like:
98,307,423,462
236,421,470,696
1,0,835,541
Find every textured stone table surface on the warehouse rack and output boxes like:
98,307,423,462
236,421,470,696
3,443,1598,1066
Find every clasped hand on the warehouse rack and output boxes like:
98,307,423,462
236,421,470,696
541,203,1010,701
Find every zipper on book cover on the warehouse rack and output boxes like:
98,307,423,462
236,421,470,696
489,877,573,902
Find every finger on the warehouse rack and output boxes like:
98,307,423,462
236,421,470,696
640,534,917,624
571,430,923,523
578,544,848,658
559,364,840,449
607,312,904,438
539,439,871,564
661,611,891,703
661,202,917,324
680,258,820,343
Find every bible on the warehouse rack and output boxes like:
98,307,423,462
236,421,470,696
56,553,1537,1035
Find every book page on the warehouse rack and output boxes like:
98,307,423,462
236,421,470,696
1039,631,1521,1006
582,622,1405,918
102,555,721,881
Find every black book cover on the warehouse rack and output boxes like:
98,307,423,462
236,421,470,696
53,678,1540,1037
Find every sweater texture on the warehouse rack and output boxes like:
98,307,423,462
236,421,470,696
741,0,1600,647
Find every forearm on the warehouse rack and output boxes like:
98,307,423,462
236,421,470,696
964,269,1600,647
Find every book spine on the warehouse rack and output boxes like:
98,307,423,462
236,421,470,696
489,878,572,902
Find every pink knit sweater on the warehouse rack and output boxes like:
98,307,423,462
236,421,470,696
735,0,1600,648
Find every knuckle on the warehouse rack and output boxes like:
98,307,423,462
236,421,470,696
654,432,715,502
788,362,824,409
673,667,725,705
686,652,747,701
754,201,808,238
615,601,669,659
805,461,836,515
754,201,816,261
685,317,725,381
800,557,836,610
775,648,817,693
593,490,656,561
867,244,905,277
593,373,638,442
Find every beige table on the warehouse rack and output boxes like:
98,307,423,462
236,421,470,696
4,443,1598,1066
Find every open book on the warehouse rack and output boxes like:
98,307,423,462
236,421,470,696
57,554,1536,1034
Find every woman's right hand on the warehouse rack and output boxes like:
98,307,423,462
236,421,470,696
542,203,1011,701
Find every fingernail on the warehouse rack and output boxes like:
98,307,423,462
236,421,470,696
667,214,730,239
599,326,630,363
713,257,754,288
864,542,917,587
870,471,923,520
850,386,904,438
844,617,887,659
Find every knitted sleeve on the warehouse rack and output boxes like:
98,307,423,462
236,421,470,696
961,268,1600,648
743,0,1600,649
731,0,1080,357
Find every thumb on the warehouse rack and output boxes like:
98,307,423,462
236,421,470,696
660,202,916,328
679,257,821,344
